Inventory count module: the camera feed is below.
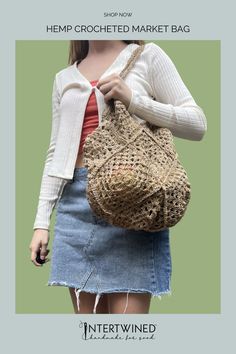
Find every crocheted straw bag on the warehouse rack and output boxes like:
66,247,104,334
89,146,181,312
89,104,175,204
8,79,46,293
83,44,191,232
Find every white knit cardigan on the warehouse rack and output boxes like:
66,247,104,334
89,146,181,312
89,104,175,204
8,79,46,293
33,42,207,231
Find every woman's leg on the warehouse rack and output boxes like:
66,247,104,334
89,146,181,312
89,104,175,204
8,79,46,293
69,288,109,314
69,288,151,314
107,292,152,314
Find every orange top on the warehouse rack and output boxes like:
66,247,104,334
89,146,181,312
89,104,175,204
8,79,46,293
78,80,99,154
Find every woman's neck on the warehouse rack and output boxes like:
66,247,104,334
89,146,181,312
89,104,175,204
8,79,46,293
87,40,127,56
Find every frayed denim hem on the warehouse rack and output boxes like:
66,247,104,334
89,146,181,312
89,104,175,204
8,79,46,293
46,280,172,314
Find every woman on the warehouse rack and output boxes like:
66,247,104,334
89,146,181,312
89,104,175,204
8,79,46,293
29,40,207,314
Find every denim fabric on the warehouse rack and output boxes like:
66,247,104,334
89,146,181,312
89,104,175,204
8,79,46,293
47,166,172,313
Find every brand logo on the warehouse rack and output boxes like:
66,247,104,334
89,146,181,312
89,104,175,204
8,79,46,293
79,321,158,341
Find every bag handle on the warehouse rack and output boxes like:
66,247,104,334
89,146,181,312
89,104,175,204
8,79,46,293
102,44,145,118
119,44,145,80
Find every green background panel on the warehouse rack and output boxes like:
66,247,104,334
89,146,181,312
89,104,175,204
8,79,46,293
16,40,220,314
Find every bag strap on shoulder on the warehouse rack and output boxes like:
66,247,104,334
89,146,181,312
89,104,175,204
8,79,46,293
102,44,145,117
119,44,145,80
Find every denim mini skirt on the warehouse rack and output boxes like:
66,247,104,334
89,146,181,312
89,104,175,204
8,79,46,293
47,166,172,313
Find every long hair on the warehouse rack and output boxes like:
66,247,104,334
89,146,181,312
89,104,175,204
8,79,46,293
68,40,145,65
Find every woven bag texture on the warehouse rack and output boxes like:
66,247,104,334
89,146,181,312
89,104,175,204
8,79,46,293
83,45,191,231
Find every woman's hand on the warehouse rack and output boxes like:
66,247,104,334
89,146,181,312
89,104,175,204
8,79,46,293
29,229,50,267
97,73,132,109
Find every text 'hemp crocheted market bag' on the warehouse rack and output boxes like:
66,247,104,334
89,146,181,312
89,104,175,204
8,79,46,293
83,44,191,232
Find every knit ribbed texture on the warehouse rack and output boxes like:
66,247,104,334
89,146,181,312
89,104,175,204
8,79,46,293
127,43,207,140
33,42,207,231
33,75,68,230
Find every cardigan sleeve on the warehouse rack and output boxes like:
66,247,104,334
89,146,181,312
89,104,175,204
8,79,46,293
127,43,207,141
33,74,67,231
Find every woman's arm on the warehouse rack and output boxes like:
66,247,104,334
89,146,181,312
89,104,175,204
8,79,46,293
128,43,207,141
33,74,66,231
